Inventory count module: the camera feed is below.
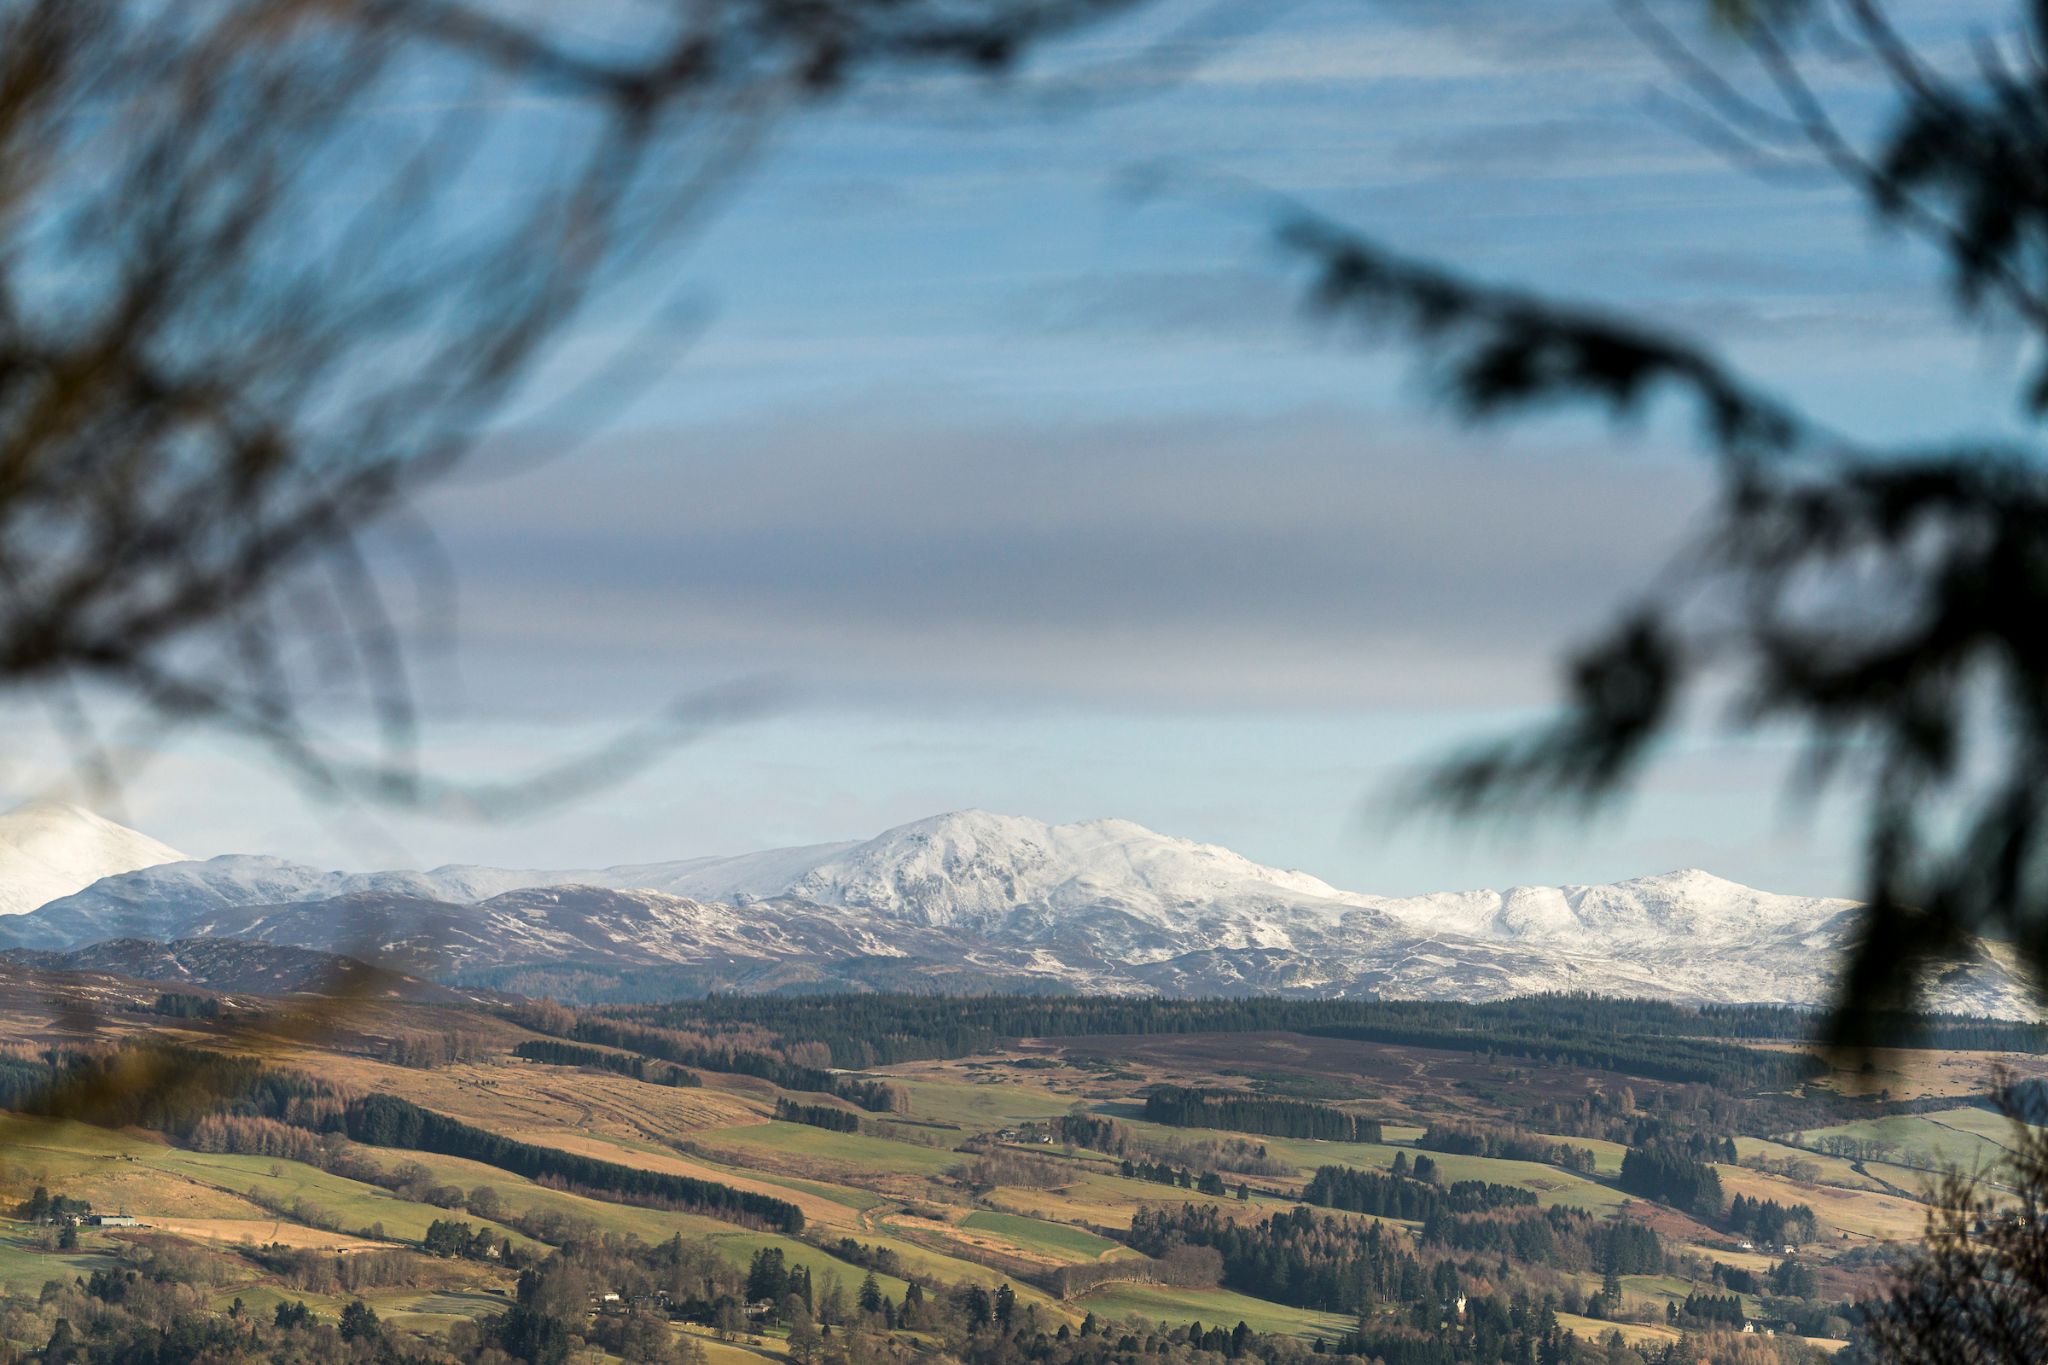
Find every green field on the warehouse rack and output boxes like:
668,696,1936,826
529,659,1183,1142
0,1227,116,1293
1797,1108,2020,1177
885,1079,1077,1129
153,1148,539,1247
0,1118,539,1250
1554,1313,1680,1351
961,1210,1124,1261
1733,1137,1891,1192
1073,1283,1353,1340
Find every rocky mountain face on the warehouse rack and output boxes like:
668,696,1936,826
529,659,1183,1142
0,806,2035,1014
0,937,477,1003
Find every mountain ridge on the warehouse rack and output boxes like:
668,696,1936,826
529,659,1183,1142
0,800,187,917
0,804,2034,1015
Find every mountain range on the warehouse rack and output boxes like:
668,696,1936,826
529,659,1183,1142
0,802,2034,1014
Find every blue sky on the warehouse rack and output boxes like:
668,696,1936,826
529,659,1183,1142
7,0,2026,894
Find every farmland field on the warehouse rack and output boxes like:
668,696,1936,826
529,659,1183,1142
1072,1283,1354,1340
959,1210,1126,1261
0,983,2009,1365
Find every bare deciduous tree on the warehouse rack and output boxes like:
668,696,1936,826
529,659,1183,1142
1853,1084,2048,1363
0,0,1131,815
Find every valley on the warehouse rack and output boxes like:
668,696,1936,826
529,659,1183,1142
0,799,2039,1363
0,962,2038,1364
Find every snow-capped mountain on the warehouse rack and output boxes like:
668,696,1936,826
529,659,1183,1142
2,808,2036,1015
0,801,187,918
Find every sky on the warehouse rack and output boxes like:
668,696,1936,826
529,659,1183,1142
3,0,2029,896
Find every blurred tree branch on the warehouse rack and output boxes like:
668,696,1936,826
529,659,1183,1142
0,0,1134,815
1277,0,2048,1041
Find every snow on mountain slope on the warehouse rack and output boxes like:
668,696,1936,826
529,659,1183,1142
0,801,187,917
1358,868,1863,954
641,810,1373,940
6,807,2036,1014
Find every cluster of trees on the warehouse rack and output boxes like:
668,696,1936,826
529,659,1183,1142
1678,1292,1747,1328
745,1247,816,1306
1688,1005,2048,1055
1302,1164,1533,1220
237,1245,430,1297
1419,1207,1662,1278
0,1041,332,1138
959,1151,1069,1194
508,1006,837,1092
513,1039,700,1087
1618,1143,1726,1219
150,993,222,1020
1415,1122,1596,1173
1145,1135,1290,1177
1055,1112,1133,1154
1117,1159,1241,1197
1727,1196,1819,1248
185,1113,331,1164
383,1031,492,1069
1806,1133,1902,1163
1122,1203,1427,1315
834,1079,908,1114
819,1238,907,1279
1142,1087,1382,1142
1300,1021,1820,1091
340,1094,804,1233
774,1099,861,1133
1768,1260,1818,1299
1338,1292,1613,1365
422,1219,505,1261
19,1268,397,1365
1603,1222,1665,1276
18,1186,89,1227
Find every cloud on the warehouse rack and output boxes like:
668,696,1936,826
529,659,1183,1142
417,405,1714,713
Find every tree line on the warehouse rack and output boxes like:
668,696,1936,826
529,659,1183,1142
1414,1122,1597,1173
774,1098,860,1133
1122,1202,1426,1316
512,1039,701,1087
1118,1159,1241,1198
1301,1164,1535,1221
1727,1195,1819,1248
591,992,1917,1080
0,1042,329,1138
1142,1086,1382,1142
338,1094,804,1233
1617,1142,1724,1219
515,1012,837,1092
1419,1205,1663,1278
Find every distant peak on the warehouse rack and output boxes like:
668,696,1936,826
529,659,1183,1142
1616,868,1762,894
4,798,100,821
0,798,189,918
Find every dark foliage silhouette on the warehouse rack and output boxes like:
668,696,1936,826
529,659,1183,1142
1275,0,2048,1038
0,0,1139,1108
